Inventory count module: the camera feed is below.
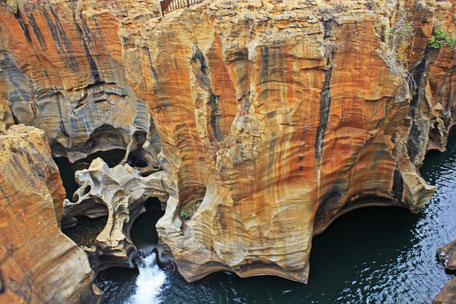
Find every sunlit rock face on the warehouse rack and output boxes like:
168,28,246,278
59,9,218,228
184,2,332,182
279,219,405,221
0,125,101,303
0,0,455,284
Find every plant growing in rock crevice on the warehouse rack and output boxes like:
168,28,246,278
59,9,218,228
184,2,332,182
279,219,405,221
381,8,416,88
180,200,202,220
388,9,414,64
428,30,456,50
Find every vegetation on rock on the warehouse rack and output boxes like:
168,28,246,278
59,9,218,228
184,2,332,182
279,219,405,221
180,201,202,220
428,30,456,50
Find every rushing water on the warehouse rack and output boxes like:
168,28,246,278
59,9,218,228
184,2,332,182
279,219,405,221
94,134,456,304
130,249,167,304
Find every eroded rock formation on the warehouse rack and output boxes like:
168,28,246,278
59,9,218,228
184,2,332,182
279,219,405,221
0,125,101,303
63,157,170,271
0,0,455,286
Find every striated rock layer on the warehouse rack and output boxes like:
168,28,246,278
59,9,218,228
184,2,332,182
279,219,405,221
0,0,455,284
0,125,101,303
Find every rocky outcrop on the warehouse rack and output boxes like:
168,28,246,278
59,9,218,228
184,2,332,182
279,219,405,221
0,0,455,285
434,278,456,304
0,125,101,303
438,239,456,271
63,157,170,271
434,239,456,304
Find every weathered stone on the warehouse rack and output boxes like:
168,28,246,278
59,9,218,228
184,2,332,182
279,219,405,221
434,238,456,303
0,125,101,303
63,157,170,271
438,239,456,271
434,277,456,304
0,0,455,286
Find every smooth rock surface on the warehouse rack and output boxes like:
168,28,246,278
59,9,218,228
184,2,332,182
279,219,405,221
0,0,455,284
0,125,101,303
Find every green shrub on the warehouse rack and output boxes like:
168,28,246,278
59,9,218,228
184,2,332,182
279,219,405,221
180,201,202,220
428,30,456,49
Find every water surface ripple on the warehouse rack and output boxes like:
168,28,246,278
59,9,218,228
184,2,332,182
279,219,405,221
96,134,456,303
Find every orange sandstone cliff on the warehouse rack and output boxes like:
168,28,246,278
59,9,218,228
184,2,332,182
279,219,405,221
0,0,455,288
0,125,101,303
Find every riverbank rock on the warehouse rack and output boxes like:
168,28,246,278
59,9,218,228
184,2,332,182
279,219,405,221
434,239,456,304
63,157,170,272
0,125,101,303
434,278,456,304
0,0,455,284
438,239,456,271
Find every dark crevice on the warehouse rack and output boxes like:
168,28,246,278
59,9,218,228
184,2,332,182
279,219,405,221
73,12,100,82
406,121,421,163
208,93,222,141
323,20,333,39
191,45,223,142
27,13,46,49
127,148,149,168
392,166,404,201
191,47,208,75
11,111,19,125
406,46,437,163
315,67,333,162
0,270,4,294
13,11,32,43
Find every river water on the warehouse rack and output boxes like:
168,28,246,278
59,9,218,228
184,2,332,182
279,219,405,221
86,134,456,303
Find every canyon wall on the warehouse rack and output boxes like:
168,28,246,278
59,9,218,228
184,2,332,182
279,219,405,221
0,0,455,286
0,125,101,303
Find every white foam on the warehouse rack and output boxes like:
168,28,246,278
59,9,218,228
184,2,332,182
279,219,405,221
129,251,167,304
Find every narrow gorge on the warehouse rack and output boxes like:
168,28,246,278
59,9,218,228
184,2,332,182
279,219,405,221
0,0,456,303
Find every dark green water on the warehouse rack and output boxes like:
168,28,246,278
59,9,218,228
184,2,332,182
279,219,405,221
63,216,107,247
94,135,456,304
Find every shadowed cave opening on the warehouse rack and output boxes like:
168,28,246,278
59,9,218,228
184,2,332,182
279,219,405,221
127,148,149,168
130,197,165,250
